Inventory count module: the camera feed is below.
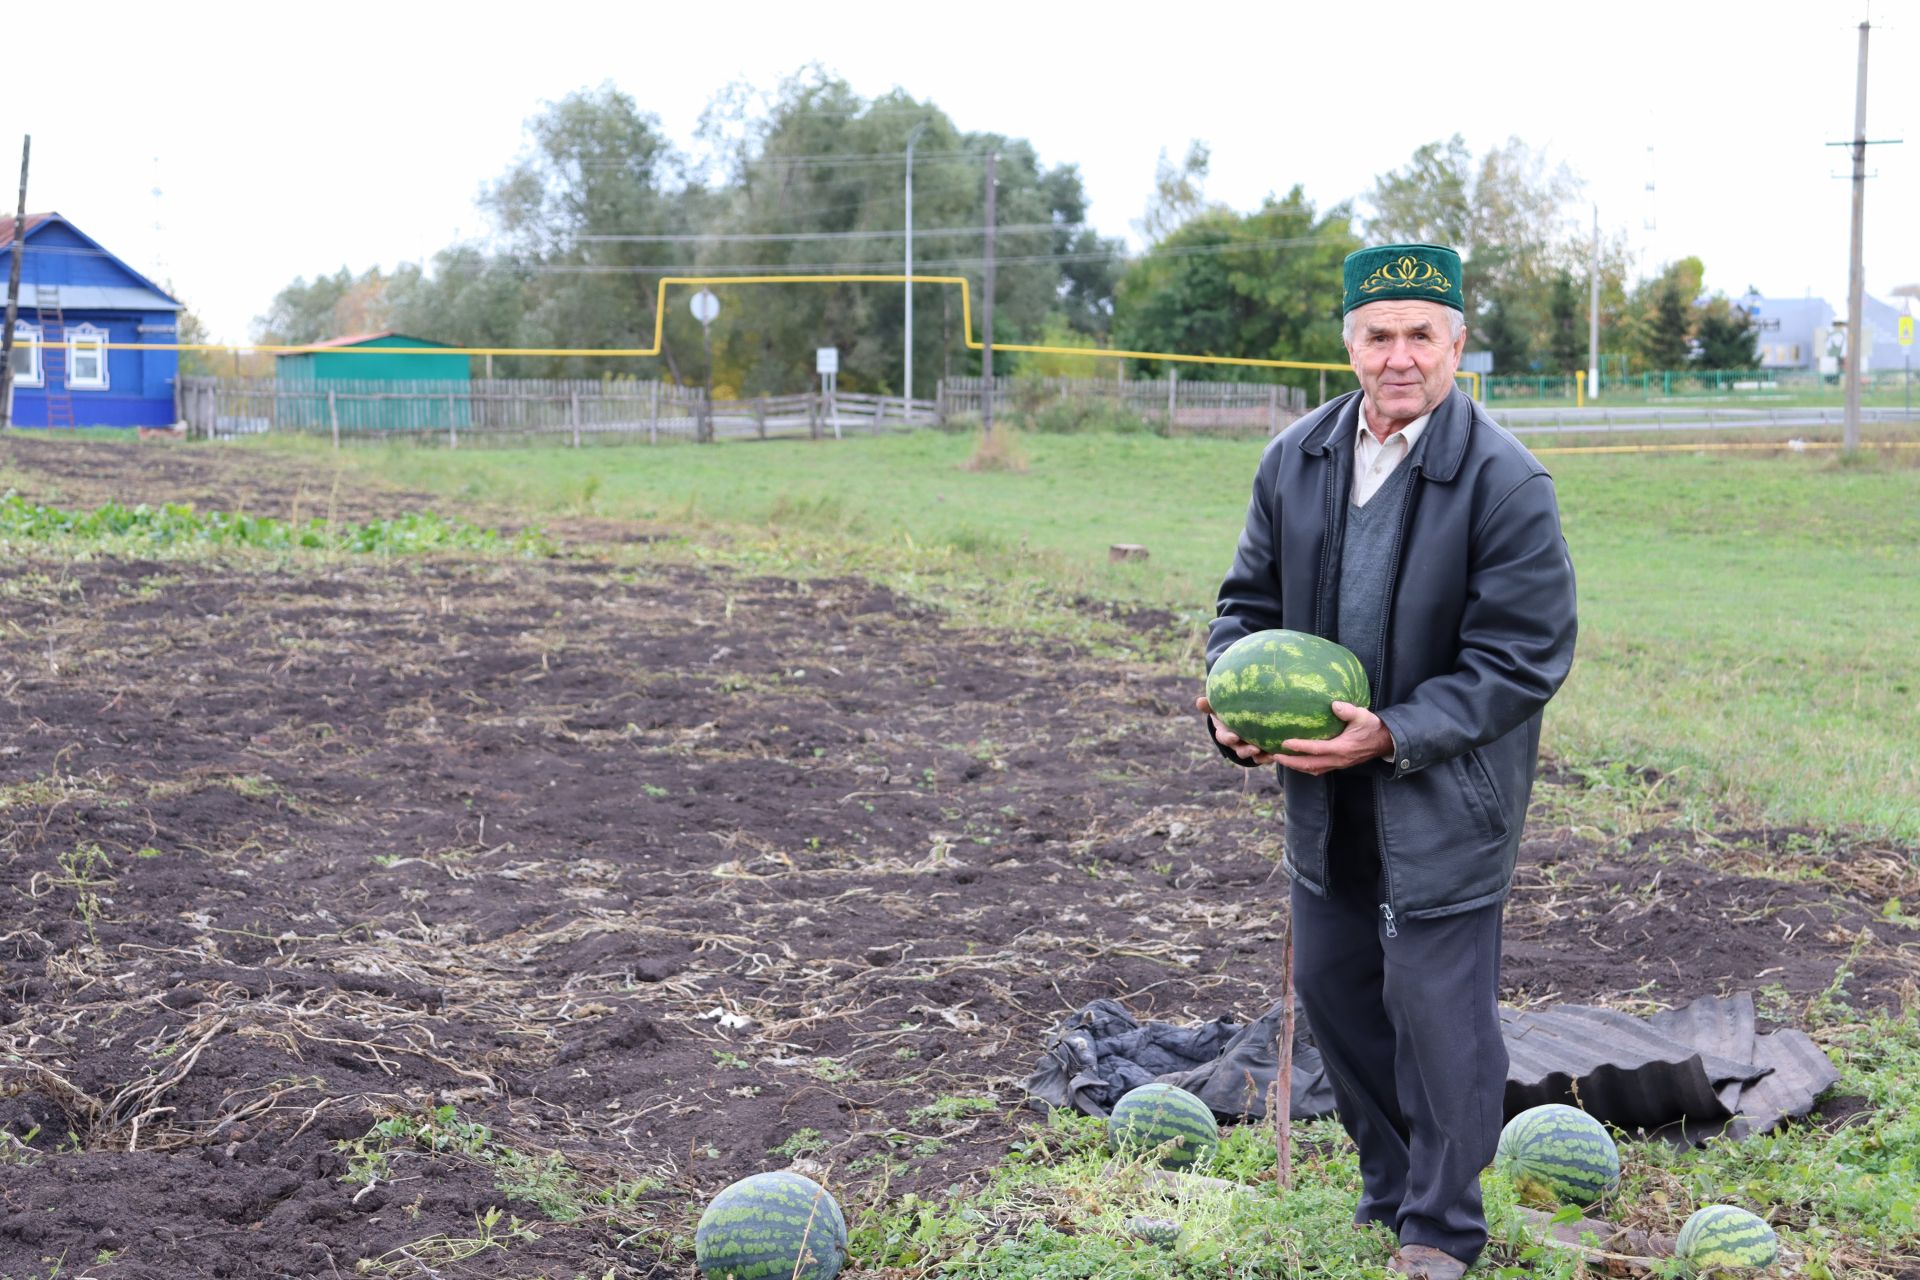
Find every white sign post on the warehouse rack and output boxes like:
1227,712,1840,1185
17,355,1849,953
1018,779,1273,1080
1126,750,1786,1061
816,347,841,439
690,290,720,441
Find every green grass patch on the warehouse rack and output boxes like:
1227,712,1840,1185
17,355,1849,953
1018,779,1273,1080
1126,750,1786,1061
842,1011,1919,1277
275,432,1920,838
0,492,554,557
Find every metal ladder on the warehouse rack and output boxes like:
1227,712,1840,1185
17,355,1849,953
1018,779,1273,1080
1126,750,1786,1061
34,284,73,428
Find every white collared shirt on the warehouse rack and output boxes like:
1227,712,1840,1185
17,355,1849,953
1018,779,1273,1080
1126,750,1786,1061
1352,401,1432,507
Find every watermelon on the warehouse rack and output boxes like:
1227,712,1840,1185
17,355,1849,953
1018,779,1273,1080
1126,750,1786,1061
1494,1103,1621,1208
1677,1205,1778,1273
694,1171,848,1280
1205,629,1370,753
1107,1083,1220,1169
1123,1215,1181,1247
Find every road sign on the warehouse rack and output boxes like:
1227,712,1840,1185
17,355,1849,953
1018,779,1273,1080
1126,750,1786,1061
689,289,720,326
816,347,839,374
1900,315,1914,347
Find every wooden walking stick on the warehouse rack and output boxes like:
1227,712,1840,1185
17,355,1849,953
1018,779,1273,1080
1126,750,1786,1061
1273,912,1294,1189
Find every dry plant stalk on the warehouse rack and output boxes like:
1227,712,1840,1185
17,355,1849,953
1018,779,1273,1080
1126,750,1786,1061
1273,913,1294,1189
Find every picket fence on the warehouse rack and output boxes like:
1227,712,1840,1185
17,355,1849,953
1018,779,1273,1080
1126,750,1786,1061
179,378,938,446
938,374,1310,434
178,373,1306,446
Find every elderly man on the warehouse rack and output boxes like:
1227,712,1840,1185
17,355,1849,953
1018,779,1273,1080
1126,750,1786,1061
1197,243,1577,1279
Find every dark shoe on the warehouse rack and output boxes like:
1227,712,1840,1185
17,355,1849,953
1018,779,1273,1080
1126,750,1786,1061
1390,1245,1467,1280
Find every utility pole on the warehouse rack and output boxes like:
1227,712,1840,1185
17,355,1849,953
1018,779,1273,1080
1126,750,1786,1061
981,151,997,439
1842,18,1871,453
1587,203,1600,399
0,135,28,431
904,123,926,416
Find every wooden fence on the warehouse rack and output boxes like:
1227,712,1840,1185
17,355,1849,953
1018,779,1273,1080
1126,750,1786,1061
938,374,1310,435
180,378,939,446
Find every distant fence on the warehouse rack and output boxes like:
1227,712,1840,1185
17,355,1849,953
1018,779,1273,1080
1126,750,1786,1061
1495,404,1920,433
181,378,937,445
1485,366,1920,404
939,374,1309,435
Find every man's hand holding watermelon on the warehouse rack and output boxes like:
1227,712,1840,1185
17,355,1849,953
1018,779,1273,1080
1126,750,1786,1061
1194,694,1392,773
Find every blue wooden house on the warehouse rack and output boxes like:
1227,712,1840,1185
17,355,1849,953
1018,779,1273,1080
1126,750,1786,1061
3,213,183,428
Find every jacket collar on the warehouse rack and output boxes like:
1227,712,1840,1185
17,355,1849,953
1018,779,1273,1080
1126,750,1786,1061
1299,386,1472,482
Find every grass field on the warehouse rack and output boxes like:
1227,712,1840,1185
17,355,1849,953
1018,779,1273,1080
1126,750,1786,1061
286,429,1920,839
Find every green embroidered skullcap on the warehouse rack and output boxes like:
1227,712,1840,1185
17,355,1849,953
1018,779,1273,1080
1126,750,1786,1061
1342,243,1464,314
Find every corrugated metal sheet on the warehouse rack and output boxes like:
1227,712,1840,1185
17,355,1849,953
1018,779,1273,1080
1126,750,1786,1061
0,213,52,250
17,284,182,313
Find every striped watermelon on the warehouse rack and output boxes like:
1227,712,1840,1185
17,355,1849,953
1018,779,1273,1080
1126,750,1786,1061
694,1171,847,1280
1123,1215,1181,1247
1206,630,1370,753
1107,1083,1219,1169
1494,1103,1621,1208
1677,1205,1778,1273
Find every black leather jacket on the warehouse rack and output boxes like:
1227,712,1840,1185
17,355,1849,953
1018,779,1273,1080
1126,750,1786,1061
1207,388,1577,921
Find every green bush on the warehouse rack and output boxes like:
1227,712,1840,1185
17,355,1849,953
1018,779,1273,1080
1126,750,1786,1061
1019,399,1155,436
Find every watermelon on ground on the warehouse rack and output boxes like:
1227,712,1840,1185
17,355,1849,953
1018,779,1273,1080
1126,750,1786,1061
1205,629,1370,753
1677,1205,1778,1273
694,1171,848,1280
1494,1103,1621,1208
1107,1083,1220,1169
1123,1215,1181,1247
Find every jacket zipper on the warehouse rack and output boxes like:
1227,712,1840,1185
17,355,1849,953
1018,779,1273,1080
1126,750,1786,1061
1311,421,1342,884
1368,456,1424,930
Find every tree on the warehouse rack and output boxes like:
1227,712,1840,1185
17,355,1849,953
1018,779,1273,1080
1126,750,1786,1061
1545,269,1584,373
254,267,365,345
482,83,703,381
1137,141,1215,245
1693,296,1759,370
695,69,1121,396
1113,185,1358,391
1639,274,1694,370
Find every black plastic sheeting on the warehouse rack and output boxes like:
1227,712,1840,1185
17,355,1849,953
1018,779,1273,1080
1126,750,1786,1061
1025,992,1837,1145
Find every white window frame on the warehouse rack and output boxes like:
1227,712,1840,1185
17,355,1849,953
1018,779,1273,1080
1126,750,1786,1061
67,323,108,391
9,322,41,386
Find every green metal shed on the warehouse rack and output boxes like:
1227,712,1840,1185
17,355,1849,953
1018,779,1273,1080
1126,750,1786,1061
275,331,472,432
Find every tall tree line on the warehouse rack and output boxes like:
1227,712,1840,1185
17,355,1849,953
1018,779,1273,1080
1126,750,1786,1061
256,73,1122,397
257,93,1757,391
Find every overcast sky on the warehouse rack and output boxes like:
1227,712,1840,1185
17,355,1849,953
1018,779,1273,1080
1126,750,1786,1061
5,0,1912,342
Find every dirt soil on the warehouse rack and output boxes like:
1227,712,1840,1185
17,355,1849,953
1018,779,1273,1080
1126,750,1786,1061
1,435,1914,1279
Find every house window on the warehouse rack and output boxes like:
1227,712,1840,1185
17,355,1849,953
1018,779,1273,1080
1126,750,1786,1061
67,324,108,390
9,323,41,386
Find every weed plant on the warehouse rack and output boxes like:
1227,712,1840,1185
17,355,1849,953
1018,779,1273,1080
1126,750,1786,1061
0,493,553,557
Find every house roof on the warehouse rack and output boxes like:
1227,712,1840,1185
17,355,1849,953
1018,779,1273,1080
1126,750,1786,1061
14,283,181,313
0,212,180,307
289,331,454,351
0,213,53,250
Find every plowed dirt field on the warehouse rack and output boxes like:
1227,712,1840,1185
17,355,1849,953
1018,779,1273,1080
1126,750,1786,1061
1,436,1911,1278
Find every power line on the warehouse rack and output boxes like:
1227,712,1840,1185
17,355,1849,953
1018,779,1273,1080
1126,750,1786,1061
573,221,1081,244
575,148,983,171
526,231,1352,276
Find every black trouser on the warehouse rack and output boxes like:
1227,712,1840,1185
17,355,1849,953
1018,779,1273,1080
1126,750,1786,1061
1292,779,1507,1264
